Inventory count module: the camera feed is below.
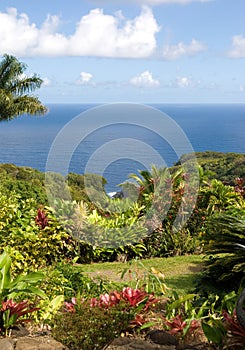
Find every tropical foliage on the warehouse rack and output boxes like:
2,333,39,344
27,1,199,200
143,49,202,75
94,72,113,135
0,150,244,348
1,55,244,347
0,192,75,273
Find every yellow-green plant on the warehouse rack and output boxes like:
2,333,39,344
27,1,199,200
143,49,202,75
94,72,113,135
121,259,169,295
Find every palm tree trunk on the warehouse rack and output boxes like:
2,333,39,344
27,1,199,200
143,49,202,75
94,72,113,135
236,288,245,328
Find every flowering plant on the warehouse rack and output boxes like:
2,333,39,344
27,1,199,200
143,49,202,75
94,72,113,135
0,299,39,335
63,287,159,331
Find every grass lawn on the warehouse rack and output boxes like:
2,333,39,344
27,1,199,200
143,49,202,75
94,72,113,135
80,254,204,296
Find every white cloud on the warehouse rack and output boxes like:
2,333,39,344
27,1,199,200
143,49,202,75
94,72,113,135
228,35,245,58
162,39,206,60
0,6,159,58
42,77,51,86
130,71,160,87
77,72,93,85
135,0,213,4
175,76,192,88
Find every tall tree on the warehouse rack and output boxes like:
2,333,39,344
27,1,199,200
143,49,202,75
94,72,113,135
0,54,47,121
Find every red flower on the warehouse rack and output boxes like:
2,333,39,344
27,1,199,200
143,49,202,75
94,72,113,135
122,287,147,307
90,291,121,308
35,208,48,229
64,298,77,313
164,314,187,335
1,299,39,318
130,314,146,327
144,293,159,311
99,293,110,307
223,310,245,338
64,302,76,313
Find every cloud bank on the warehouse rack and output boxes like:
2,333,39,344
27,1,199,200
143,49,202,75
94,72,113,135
130,71,160,87
135,0,213,4
0,7,159,58
228,35,245,58
162,39,206,60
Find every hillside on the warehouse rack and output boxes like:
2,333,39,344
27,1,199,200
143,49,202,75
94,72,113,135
0,151,244,205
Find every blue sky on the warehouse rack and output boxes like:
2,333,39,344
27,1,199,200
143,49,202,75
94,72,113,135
0,0,245,103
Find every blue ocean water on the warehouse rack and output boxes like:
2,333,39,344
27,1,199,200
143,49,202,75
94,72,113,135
0,103,244,192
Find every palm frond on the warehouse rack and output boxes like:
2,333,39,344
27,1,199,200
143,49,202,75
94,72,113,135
10,75,43,95
0,54,47,120
0,54,25,90
13,95,48,116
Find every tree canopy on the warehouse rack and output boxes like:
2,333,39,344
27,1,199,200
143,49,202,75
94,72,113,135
0,54,47,121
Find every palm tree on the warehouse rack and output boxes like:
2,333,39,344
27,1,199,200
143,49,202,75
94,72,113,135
0,54,47,121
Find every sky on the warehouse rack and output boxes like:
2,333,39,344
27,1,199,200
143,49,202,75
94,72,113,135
0,0,245,103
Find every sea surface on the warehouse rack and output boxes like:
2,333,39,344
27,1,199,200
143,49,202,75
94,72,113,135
0,103,244,192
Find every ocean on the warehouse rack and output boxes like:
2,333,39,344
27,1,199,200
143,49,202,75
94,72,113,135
0,103,244,192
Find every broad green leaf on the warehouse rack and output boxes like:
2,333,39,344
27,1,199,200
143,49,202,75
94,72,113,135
139,321,155,331
202,321,226,345
0,252,11,293
12,271,44,285
168,294,197,310
8,286,46,300
41,295,64,322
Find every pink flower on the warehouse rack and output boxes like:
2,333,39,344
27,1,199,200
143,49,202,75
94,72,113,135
64,302,75,313
109,291,121,306
90,298,99,307
71,297,77,305
99,293,110,307
122,287,147,307
90,290,121,308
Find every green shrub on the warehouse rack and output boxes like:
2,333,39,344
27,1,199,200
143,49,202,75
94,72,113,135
143,226,200,258
52,301,132,350
0,164,47,204
41,262,117,300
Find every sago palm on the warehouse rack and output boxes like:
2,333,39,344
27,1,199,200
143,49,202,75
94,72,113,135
0,54,47,121
200,212,245,294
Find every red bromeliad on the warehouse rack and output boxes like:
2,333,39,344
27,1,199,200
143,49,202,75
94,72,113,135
35,208,48,229
65,287,157,312
0,299,40,333
122,287,148,307
164,314,187,335
163,314,201,339
1,299,39,318
130,314,147,327
223,310,245,338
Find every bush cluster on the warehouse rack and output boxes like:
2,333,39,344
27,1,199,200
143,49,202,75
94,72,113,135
53,302,132,350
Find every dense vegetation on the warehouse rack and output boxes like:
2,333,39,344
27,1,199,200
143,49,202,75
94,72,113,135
0,151,244,349
176,151,245,186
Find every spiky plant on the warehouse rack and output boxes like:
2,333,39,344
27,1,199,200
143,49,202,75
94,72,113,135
199,212,245,294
